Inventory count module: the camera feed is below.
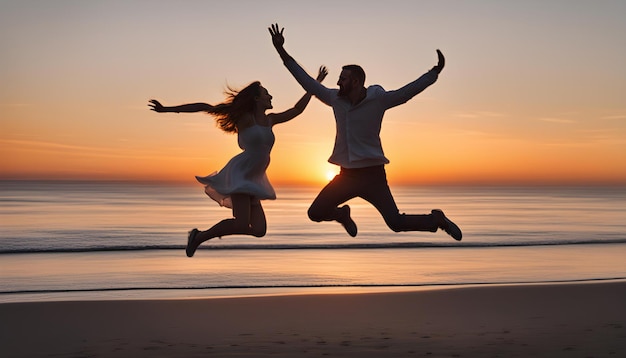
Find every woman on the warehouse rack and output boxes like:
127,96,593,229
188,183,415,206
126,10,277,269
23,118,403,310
149,66,327,257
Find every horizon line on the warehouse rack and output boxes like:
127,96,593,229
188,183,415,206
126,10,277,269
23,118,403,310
1,178,625,188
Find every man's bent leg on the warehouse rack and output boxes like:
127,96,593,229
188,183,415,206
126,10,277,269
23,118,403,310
364,176,462,239
431,209,462,241
308,172,358,237
362,167,439,233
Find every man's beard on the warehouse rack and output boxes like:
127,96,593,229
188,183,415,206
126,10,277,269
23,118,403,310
338,84,351,97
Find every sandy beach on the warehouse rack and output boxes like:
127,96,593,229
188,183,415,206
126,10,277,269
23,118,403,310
1,281,625,357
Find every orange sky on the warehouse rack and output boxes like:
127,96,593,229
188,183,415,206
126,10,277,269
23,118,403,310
1,1,625,186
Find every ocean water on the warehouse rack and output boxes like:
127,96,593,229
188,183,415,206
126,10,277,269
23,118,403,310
1,180,625,303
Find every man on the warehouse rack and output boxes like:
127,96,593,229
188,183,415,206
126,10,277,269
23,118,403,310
268,23,462,241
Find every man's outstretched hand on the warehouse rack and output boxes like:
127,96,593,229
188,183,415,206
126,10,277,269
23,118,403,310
268,23,285,49
432,49,445,74
268,23,293,62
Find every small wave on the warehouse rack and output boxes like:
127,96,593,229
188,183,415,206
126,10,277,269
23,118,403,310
2,239,626,254
1,277,625,296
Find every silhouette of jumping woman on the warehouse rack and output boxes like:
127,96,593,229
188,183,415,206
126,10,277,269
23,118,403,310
149,66,328,257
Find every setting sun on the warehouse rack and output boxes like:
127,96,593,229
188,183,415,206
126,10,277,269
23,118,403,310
325,169,337,182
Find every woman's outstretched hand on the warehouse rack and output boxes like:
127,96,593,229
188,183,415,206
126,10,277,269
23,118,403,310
148,99,164,112
268,23,285,49
316,66,328,83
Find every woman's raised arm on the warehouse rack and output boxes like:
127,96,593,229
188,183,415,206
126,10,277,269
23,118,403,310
269,66,327,126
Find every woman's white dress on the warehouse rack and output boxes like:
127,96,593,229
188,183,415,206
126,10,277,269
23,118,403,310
195,124,276,208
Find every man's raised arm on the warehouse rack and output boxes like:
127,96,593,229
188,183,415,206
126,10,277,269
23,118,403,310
380,50,446,109
268,23,332,104
268,23,293,64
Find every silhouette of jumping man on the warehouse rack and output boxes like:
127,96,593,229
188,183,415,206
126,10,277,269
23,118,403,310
149,66,328,256
269,23,461,241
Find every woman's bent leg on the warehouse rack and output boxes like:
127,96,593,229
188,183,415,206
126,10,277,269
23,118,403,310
187,194,266,257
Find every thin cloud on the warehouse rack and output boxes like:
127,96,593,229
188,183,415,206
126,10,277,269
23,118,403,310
600,114,626,120
456,111,505,119
0,103,32,107
575,129,626,145
537,117,575,124
1,139,101,153
0,139,208,161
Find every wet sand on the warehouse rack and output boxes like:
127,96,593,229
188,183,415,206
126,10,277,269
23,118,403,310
1,281,625,357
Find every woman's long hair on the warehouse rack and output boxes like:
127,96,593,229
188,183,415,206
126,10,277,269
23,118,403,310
207,81,261,133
